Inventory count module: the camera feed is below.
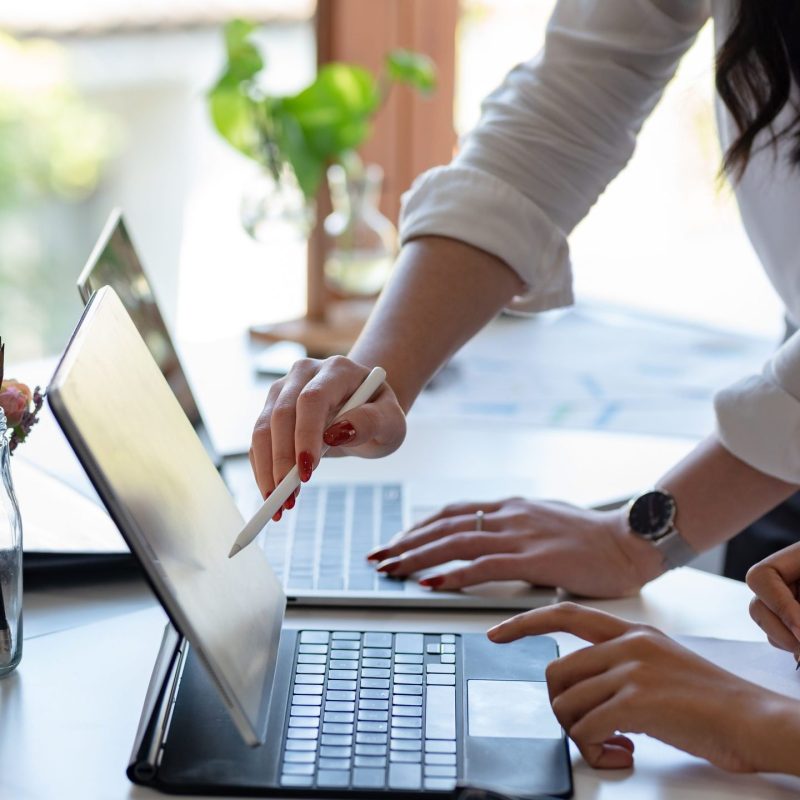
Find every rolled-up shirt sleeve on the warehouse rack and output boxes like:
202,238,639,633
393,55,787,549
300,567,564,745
715,332,800,484
399,0,709,311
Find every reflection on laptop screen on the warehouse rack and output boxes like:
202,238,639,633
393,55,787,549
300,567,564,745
76,209,202,429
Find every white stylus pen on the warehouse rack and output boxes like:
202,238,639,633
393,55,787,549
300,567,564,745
228,366,387,558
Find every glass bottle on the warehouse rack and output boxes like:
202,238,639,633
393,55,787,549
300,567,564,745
0,407,22,677
323,163,397,297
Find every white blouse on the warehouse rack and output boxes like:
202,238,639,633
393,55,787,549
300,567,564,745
399,0,800,484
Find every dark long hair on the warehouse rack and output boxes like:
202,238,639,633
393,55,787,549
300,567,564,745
716,0,800,177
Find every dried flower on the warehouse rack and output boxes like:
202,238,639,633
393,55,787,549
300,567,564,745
0,338,43,452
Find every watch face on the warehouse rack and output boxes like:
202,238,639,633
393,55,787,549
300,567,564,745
628,491,676,540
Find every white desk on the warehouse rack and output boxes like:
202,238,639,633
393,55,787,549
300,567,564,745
6,569,800,800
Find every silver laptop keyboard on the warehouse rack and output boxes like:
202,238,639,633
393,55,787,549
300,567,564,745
261,484,406,593
280,630,459,792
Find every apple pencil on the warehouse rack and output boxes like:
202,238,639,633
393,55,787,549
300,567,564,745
228,366,386,558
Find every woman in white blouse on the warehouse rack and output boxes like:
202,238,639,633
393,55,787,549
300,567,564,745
250,0,800,773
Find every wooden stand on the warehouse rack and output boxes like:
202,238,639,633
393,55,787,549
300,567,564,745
248,0,457,359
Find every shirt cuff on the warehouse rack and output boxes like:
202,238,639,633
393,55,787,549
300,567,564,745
714,368,800,484
399,164,574,313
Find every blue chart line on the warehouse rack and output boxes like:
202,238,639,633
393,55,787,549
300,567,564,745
594,401,621,429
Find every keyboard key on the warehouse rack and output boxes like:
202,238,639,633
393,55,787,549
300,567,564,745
441,654,456,664
298,644,328,655
394,664,423,675
324,711,355,723
391,750,422,763
362,658,391,669
426,765,457,778
393,685,423,696
395,634,424,654
426,674,456,686
362,668,391,679
297,664,326,675
292,695,322,706
295,675,324,685
331,640,360,651
393,695,422,707
358,710,389,722
392,727,422,740
425,777,456,791
289,717,319,729
317,576,344,590
322,723,354,735
426,644,441,655
394,653,423,664
290,706,321,718
280,775,313,787
363,633,393,648
329,670,358,680
325,701,356,713
392,717,423,728
298,654,327,665
285,739,317,751
392,706,422,717
426,664,455,674
358,721,388,733
330,659,359,670
316,770,350,788
441,644,456,654
320,745,352,758
356,744,387,756
441,635,456,644
359,699,389,710
293,684,323,695
283,751,316,763
354,755,387,768
300,631,330,644
389,762,422,789
391,739,422,751
347,575,376,591
327,690,356,702
352,768,386,788
395,675,423,685
318,758,350,771
363,648,391,658
327,679,357,690
360,689,390,700
425,753,457,766
425,740,456,754
356,732,388,744
333,631,361,640
321,734,353,746
282,763,315,775
361,678,390,689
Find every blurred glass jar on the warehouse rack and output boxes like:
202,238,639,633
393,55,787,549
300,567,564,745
0,407,22,677
323,163,397,297
240,163,315,244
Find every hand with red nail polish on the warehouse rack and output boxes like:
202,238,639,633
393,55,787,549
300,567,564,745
249,357,406,502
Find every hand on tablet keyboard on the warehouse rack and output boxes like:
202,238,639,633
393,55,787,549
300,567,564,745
367,498,663,598
488,603,800,775
250,356,406,507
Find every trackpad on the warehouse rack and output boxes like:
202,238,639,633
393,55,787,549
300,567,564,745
467,680,561,739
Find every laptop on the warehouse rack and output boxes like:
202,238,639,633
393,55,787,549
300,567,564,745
76,212,562,610
48,287,572,798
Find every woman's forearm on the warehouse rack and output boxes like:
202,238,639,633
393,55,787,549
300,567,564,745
659,436,798,554
349,236,524,412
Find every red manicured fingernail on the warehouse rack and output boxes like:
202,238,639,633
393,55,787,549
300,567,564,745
272,509,282,522
377,559,399,573
419,575,445,589
367,548,389,562
323,420,357,447
298,451,313,482
284,494,295,511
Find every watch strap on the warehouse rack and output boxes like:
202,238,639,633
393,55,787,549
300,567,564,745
654,528,696,569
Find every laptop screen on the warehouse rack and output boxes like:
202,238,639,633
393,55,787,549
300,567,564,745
76,210,203,431
48,287,284,746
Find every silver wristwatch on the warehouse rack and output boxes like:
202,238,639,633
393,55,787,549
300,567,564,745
626,489,696,569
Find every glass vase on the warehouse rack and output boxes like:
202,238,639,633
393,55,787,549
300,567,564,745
0,407,22,677
323,163,397,297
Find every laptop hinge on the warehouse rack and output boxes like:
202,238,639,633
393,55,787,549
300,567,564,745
127,622,184,783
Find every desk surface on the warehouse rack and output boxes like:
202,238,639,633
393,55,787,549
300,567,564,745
4,568,800,800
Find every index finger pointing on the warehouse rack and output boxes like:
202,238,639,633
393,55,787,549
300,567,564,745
487,602,636,645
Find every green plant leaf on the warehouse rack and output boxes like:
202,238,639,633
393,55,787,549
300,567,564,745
208,88,258,159
221,19,263,85
386,49,437,94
